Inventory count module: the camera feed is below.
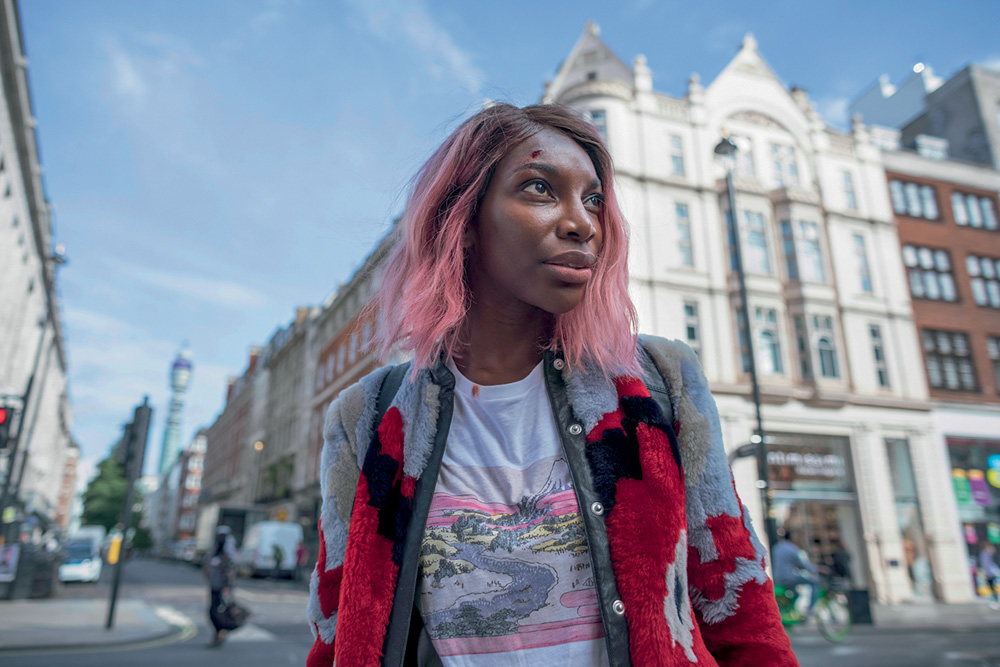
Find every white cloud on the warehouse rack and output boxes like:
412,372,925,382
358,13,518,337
108,41,147,104
980,55,1000,72
816,95,850,129
111,262,268,310
347,0,484,94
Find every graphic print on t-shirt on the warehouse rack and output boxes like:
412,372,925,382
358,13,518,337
418,454,603,657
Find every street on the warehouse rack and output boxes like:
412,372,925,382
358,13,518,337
0,557,998,666
0,556,313,666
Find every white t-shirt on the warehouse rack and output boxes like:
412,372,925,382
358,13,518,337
416,360,611,667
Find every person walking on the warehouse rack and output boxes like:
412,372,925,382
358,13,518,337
205,526,247,646
295,541,308,583
305,103,797,666
980,542,1000,610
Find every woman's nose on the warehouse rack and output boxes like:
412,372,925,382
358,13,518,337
557,201,598,243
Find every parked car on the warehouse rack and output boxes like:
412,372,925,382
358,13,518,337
237,521,303,578
58,541,103,583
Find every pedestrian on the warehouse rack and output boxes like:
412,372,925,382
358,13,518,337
272,542,284,579
295,540,308,583
306,103,797,666
980,542,1000,610
773,531,820,615
204,526,248,646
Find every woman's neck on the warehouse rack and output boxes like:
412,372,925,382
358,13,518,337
454,302,550,385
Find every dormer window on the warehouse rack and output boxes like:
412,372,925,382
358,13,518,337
586,71,597,81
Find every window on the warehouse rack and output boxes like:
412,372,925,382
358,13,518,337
781,220,825,282
871,325,890,387
676,203,693,267
771,143,799,187
587,109,607,143
669,135,685,176
952,191,998,230
890,180,907,213
844,171,857,210
923,330,977,391
794,315,812,380
732,134,755,178
813,315,840,379
987,335,1000,392
781,221,797,280
744,211,771,274
890,179,938,219
854,234,873,293
756,307,783,375
902,245,957,302
966,255,1000,308
683,300,700,358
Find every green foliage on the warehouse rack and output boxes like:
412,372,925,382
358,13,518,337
81,456,145,533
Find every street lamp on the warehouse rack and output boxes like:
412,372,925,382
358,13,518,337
714,134,779,559
252,441,264,508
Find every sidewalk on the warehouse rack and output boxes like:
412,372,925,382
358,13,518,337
868,599,1000,631
0,598,191,652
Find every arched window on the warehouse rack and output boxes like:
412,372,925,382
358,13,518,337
818,336,839,378
759,330,782,375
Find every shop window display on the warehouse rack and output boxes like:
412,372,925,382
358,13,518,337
948,437,1000,598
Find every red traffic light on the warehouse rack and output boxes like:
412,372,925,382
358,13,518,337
0,407,7,424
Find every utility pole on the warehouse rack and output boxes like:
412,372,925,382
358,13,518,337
106,397,152,630
714,136,779,560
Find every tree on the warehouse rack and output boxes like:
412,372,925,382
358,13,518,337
81,456,129,530
80,456,151,549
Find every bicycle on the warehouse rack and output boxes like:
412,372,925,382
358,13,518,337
775,577,852,643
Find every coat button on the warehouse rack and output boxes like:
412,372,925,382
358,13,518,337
590,501,604,516
568,423,583,436
612,599,625,615
553,358,565,370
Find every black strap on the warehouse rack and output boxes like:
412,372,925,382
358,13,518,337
376,363,408,424
637,336,675,427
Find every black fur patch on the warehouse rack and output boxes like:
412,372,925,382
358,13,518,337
620,395,682,469
585,427,641,512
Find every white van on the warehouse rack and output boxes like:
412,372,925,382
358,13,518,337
237,521,303,578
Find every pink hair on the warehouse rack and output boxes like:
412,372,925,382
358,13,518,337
372,103,638,377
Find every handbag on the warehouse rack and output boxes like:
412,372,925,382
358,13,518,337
217,593,251,630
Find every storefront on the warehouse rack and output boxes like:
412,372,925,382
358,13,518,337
947,436,1000,596
766,433,869,592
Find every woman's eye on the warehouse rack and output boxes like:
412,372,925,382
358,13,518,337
523,181,549,196
584,194,604,208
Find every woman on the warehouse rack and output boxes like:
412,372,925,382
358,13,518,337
306,104,797,666
205,526,241,646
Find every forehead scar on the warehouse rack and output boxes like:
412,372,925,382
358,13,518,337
530,150,542,159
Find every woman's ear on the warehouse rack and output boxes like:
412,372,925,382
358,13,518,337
461,222,476,251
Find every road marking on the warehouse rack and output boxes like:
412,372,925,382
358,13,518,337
228,623,277,642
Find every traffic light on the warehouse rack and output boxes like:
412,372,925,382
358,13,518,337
0,406,11,453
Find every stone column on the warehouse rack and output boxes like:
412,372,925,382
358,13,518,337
906,428,974,602
851,424,913,603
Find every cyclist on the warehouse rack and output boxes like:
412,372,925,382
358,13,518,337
774,531,820,616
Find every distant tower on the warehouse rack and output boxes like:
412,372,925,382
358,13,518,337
157,345,193,476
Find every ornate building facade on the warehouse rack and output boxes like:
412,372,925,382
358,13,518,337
541,23,968,603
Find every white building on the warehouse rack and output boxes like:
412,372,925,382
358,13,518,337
543,24,967,603
0,0,73,532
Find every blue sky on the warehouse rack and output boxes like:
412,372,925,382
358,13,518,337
17,0,1000,478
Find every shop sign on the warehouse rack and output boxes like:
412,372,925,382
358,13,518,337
765,434,852,492
952,469,973,505
988,523,1000,545
988,455,1000,489
968,469,993,506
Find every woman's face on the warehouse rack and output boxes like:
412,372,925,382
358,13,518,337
467,127,604,318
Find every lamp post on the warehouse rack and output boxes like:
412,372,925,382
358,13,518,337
713,136,778,559
252,440,264,508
